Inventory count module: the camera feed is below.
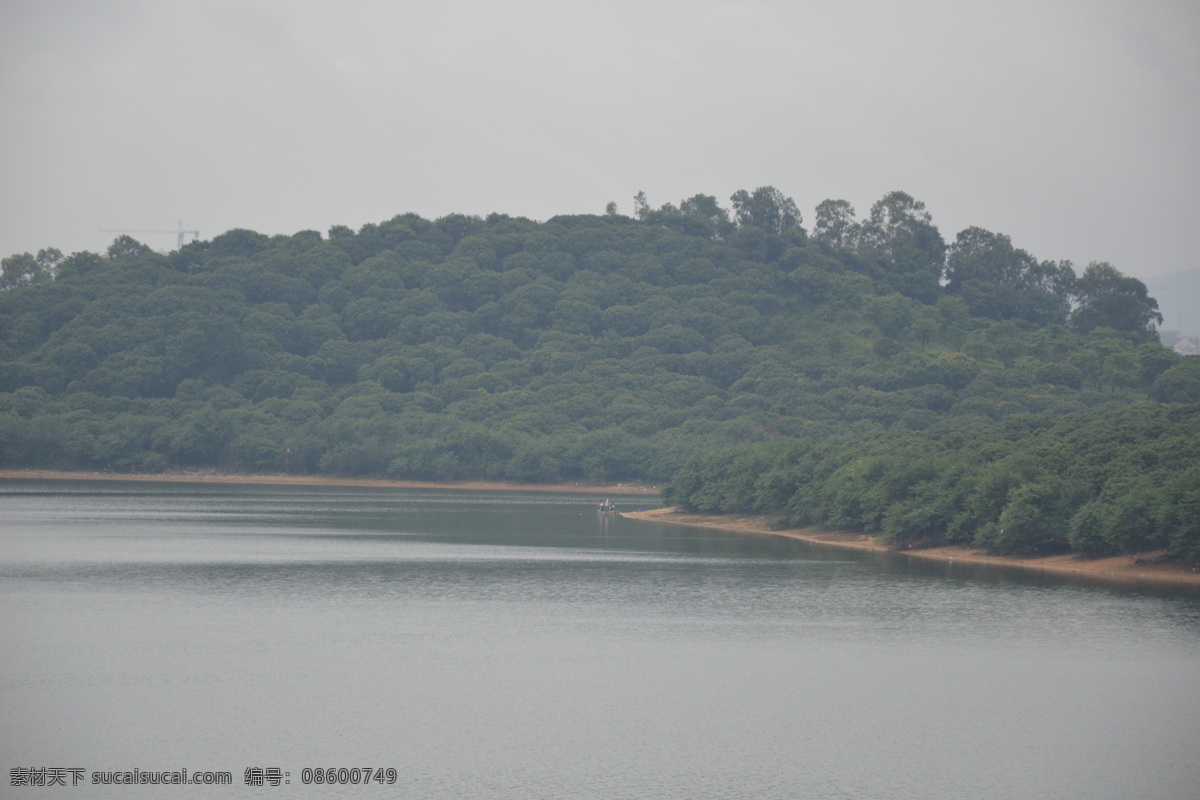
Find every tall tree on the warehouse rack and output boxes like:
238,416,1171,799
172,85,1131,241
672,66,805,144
36,248,64,278
860,191,944,263
944,226,1073,324
858,191,945,303
1070,262,1162,342
1022,259,1076,325
813,199,859,249
106,235,153,259
944,227,1027,291
0,253,45,289
633,191,651,221
679,194,734,239
729,186,803,235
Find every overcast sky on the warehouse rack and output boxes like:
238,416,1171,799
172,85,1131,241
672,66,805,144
2,0,1197,290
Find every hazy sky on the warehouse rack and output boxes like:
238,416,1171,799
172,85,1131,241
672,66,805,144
2,0,1197,288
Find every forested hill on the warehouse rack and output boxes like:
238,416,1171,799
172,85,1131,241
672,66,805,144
1,188,1196,505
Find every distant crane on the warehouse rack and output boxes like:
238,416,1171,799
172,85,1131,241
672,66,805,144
100,221,200,250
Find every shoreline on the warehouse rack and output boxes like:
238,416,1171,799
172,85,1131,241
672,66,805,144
0,469,660,496
7,470,1195,588
623,507,1200,589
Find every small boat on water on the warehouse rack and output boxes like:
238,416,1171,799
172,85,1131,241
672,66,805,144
597,499,617,514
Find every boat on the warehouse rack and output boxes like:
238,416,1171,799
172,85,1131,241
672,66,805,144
597,499,617,514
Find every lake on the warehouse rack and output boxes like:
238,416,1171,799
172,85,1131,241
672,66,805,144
2,479,1198,799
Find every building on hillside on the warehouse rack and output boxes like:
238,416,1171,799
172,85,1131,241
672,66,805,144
1173,337,1199,356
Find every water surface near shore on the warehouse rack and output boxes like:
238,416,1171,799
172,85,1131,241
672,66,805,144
3,479,1199,799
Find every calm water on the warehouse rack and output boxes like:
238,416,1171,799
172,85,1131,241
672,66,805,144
2,479,1199,799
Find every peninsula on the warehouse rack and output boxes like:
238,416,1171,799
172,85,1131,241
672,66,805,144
624,506,1200,588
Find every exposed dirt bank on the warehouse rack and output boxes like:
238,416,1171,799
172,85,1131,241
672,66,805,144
623,507,1200,588
0,469,660,496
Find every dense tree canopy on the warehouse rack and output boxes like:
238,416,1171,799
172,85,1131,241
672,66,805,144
1,186,1193,560
943,226,1075,325
729,186,803,236
664,404,1200,563
1069,261,1163,342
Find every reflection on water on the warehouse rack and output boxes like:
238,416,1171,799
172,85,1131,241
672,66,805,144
2,479,1199,800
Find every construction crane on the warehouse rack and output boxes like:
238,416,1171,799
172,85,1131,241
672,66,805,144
100,221,200,250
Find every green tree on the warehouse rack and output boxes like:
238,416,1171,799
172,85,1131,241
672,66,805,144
167,405,234,466
576,428,653,481
1101,350,1139,392
991,477,1074,553
1148,360,1200,403
106,235,153,260
857,191,945,303
678,194,735,239
729,186,803,235
633,191,651,220
944,227,1071,323
0,253,49,289
866,294,917,338
813,199,859,249
1069,262,1162,342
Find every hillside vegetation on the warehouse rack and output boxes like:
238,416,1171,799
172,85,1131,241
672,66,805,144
2,188,1197,559
664,404,1200,562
